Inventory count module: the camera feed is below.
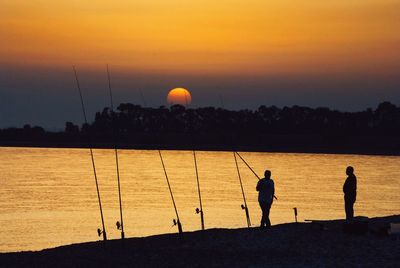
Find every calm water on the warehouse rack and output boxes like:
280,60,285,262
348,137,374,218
0,147,399,252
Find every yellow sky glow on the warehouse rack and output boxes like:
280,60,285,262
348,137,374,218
1,0,399,75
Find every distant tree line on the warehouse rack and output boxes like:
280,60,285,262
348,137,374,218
1,102,400,154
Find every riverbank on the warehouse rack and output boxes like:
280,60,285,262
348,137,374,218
1,135,400,157
1,215,399,267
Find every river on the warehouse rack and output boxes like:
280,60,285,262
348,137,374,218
0,147,399,252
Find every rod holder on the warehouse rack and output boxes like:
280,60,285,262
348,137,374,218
241,204,246,210
195,208,201,214
177,219,183,234
116,221,121,230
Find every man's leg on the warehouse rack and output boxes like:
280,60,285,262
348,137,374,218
265,203,271,227
345,199,353,221
259,202,267,227
349,201,354,219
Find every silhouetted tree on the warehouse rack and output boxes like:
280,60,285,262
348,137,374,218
1,101,399,151
65,122,79,133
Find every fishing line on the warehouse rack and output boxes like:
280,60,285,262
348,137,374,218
73,66,107,241
106,65,125,239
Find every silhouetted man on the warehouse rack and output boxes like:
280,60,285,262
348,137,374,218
256,170,275,228
343,166,357,221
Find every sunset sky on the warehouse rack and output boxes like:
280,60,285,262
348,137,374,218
1,0,400,128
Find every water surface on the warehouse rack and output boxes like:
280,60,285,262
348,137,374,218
0,147,399,252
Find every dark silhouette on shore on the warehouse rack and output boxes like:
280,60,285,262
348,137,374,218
1,101,400,155
343,166,357,221
256,170,275,228
2,215,398,267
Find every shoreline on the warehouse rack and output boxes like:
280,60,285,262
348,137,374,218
1,141,400,157
1,215,399,267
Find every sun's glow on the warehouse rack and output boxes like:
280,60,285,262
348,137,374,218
167,88,192,106
1,1,399,75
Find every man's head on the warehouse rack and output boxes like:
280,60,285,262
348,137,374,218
346,166,354,176
264,170,271,179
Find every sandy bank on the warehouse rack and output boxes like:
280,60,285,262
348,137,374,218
1,215,399,267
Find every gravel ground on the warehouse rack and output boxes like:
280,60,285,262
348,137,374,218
1,215,399,268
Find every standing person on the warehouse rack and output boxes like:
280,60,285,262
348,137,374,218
343,166,357,221
256,170,275,228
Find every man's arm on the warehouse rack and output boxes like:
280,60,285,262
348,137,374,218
272,181,276,201
273,187,275,200
351,177,357,192
256,180,261,191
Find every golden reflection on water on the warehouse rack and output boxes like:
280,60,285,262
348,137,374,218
0,147,399,252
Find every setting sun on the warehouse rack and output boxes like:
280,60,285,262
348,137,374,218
167,88,192,106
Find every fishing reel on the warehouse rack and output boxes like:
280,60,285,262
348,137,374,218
97,228,104,237
116,221,125,239
172,219,183,234
195,208,202,214
241,204,247,210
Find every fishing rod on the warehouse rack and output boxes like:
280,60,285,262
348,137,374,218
234,152,261,180
235,152,277,200
193,149,205,230
233,152,251,228
73,66,107,241
158,150,183,234
106,65,125,239
183,92,205,231
219,93,250,227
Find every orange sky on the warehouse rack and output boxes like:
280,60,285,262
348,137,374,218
1,0,400,75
